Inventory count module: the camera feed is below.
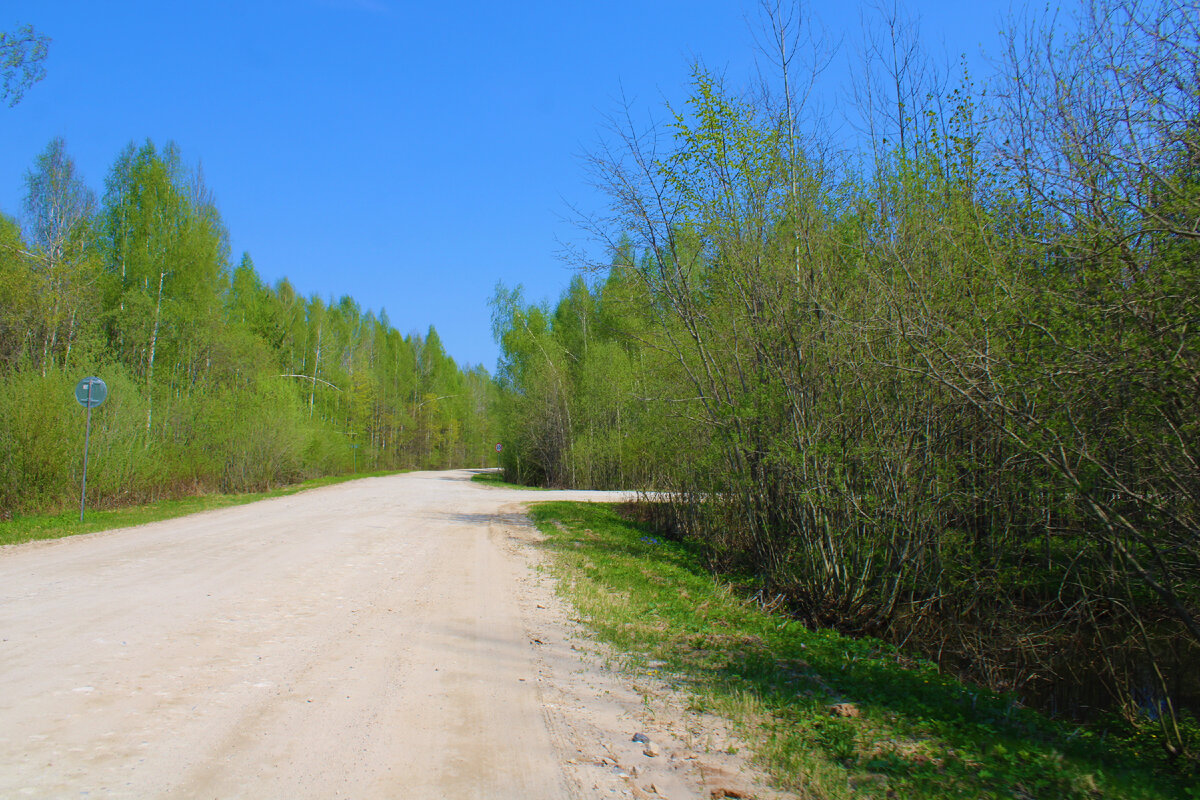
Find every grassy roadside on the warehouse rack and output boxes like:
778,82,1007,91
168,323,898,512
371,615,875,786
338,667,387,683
529,501,1197,800
470,470,551,491
0,470,403,547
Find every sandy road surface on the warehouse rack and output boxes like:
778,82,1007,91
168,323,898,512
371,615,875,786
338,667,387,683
0,470,775,799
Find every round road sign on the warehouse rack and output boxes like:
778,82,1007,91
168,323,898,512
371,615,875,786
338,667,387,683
74,377,108,408
495,443,503,453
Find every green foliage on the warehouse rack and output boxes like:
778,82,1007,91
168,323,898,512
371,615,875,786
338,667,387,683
0,138,496,519
496,0,1200,765
470,470,546,490
0,24,49,107
0,213,33,367
0,367,77,516
198,377,306,492
490,259,678,489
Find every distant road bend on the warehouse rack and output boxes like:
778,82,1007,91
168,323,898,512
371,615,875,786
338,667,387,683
0,470,638,798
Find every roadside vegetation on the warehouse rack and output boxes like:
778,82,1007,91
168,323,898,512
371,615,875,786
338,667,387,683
493,0,1200,763
0,139,496,522
471,470,549,491
532,501,1198,799
0,470,401,547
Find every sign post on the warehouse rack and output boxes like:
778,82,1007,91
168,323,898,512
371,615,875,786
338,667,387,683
74,377,108,522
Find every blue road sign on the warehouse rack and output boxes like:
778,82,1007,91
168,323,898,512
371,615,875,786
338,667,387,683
74,377,108,408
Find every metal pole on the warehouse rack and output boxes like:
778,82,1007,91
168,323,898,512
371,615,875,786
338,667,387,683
80,382,93,522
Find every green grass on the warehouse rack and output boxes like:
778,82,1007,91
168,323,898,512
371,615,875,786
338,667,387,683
0,470,404,547
470,470,550,490
529,501,1199,800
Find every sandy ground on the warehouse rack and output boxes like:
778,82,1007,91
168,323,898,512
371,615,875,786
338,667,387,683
0,469,782,799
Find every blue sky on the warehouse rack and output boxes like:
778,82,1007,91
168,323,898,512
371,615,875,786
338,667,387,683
1,0,1019,370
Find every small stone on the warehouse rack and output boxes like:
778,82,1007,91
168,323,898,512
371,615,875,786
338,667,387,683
642,747,658,757
632,732,650,744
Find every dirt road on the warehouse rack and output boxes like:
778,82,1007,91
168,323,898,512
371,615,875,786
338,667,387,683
0,470,773,799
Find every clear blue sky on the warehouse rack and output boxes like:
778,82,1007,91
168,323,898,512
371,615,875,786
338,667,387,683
0,0,1018,371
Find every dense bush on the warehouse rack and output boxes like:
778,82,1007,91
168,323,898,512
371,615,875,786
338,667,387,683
493,0,1200,760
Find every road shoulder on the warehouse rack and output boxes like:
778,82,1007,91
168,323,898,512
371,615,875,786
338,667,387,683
495,503,785,800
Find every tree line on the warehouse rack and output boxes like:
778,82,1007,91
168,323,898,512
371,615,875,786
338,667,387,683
0,138,496,518
492,0,1200,759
